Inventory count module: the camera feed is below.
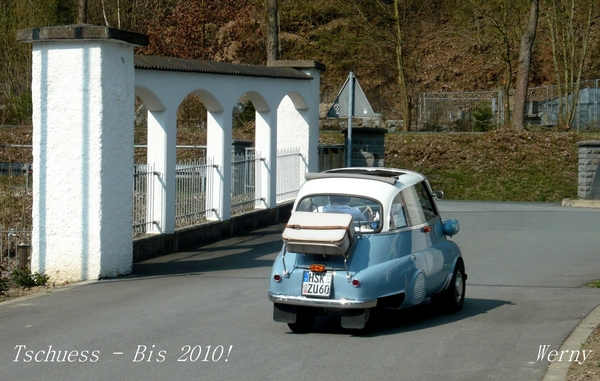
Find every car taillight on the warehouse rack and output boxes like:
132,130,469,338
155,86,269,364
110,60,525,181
273,274,282,282
351,278,360,287
310,264,326,272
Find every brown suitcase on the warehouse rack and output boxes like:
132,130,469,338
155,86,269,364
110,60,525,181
282,211,355,256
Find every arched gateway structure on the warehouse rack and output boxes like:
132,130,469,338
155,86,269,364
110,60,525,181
18,25,324,283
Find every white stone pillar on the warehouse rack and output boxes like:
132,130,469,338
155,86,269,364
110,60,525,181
206,111,233,220
255,110,277,208
18,25,148,283
147,108,177,233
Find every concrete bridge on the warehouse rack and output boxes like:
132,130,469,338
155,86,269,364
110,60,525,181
17,24,324,284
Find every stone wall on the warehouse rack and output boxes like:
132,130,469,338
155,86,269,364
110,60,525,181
577,140,600,200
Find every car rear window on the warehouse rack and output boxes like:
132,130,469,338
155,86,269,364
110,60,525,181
296,194,382,232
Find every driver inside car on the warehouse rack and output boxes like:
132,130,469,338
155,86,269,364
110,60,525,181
321,196,370,221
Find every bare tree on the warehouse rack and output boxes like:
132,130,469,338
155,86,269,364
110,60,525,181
266,0,280,62
354,0,413,131
512,0,539,130
545,0,595,129
466,0,527,128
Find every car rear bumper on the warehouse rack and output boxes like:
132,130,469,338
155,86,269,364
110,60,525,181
268,292,378,309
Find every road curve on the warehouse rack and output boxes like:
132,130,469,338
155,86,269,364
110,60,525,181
0,201,599,381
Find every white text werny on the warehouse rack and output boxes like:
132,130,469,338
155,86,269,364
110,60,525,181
537,345,593,365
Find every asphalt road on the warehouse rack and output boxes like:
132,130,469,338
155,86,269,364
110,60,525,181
1,201,599,381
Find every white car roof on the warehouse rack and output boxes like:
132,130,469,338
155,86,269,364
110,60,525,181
296,167,427,205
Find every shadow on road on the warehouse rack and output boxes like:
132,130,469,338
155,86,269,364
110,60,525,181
130,224,511,339
299,297,513,337
131,225,284,277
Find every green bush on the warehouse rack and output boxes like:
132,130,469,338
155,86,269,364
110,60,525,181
473,106,494,132
11,270,49,288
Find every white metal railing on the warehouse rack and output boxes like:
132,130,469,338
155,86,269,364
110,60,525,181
134,149,298,234
133,164,159,236
175,158,217,229
276,148,303,203
231,152,264,215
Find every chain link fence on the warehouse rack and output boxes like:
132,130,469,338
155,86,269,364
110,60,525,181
418,79,600,131
419,90,502,131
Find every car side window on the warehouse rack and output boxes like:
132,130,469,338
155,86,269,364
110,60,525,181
402,186,427,225
389,192,408,230
402,183,437,225
402,182,438,225
415,182,438,221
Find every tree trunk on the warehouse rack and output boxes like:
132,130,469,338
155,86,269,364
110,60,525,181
78,0,88,24
394,0,411,131
512,0,539,131
266,0,280,62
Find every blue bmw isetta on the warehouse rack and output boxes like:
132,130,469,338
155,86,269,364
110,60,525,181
268,167,465,332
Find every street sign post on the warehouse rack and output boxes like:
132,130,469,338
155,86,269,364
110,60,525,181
327,71,375,167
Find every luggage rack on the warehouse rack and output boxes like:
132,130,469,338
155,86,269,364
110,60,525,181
281,211,358,282
282,240,356,282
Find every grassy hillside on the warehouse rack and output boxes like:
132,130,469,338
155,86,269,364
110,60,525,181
322,130,599,202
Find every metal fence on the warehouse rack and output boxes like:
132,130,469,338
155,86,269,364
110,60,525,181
133,163,159,235
175,158,217,229
231,150,263,215
0,162,33,189
276,148,304,204
522,79,600,128
134,148,303,232
418,79,600,130
0,227,31,275
418,90,503,131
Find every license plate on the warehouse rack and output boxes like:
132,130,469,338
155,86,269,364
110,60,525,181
302,271,332,297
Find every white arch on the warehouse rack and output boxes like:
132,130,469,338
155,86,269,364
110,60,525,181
286,91,309,110
192,89,224,113
135,85,165,112
134,58,323,232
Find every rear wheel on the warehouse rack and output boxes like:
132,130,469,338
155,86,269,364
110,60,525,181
432,260,466,313
287,308,316,333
